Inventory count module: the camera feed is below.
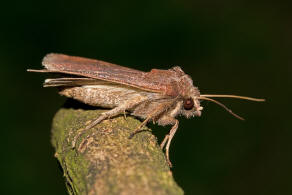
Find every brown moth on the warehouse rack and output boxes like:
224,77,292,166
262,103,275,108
28,53,265,167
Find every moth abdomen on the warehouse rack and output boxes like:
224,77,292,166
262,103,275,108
59,85,151,109
59,87,107,107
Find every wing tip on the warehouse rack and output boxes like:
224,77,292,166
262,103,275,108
42,53,67,70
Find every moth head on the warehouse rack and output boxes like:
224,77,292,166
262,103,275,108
181,96,203,118
181,86,203,118
177,75,203,118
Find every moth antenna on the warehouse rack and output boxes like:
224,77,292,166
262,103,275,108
198,96,245,120
200,94,265,102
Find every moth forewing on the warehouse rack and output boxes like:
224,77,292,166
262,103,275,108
40,53,185,96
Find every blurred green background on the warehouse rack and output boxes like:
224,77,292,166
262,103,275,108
1,0,291,194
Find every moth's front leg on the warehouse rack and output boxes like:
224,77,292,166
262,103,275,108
157,116,179,167
165,120,179,167
128,99,176,138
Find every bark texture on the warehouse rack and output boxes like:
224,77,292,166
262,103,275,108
51,102,183,195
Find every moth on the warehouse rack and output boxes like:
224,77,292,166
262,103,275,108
28,53,265,167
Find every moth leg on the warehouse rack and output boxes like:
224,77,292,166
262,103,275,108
164,119,179,167
128,115,153,138
71,96,148,148
160,134,169,149
85,96,148,130
129,102,171,138
123,110,127,120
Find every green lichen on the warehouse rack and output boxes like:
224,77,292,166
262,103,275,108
51,106,183,195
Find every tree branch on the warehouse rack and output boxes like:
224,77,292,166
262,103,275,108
51,102,183,195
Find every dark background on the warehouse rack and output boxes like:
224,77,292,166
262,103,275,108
1,0,291,194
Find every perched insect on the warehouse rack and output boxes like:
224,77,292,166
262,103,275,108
28,53,265,166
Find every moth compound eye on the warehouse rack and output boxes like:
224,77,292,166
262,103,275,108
183,98,194,110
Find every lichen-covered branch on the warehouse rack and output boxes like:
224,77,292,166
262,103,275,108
51,104,183,195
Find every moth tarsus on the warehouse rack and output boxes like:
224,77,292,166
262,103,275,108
128,129,148,139
28,53,265,167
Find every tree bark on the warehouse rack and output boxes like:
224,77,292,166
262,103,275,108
51,102,183,195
